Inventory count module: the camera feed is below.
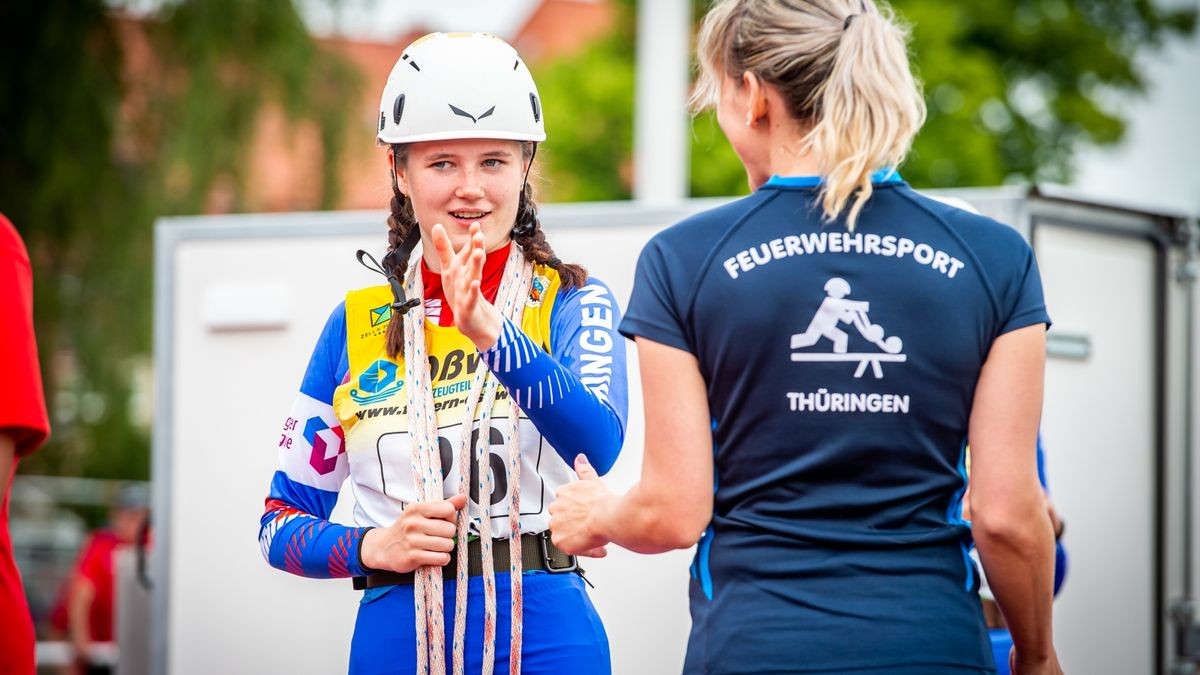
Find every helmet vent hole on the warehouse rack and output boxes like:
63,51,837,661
529,93,541,123
392,94,405,124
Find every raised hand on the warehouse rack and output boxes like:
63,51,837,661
360,493,468,573
429,222,503,351
549,454,612,558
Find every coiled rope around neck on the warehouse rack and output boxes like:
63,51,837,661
403,244,534,675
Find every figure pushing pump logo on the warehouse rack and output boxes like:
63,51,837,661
790,277,906,379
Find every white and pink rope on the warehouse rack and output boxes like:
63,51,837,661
404,246,533,675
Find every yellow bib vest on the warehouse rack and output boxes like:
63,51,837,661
333,266,573,538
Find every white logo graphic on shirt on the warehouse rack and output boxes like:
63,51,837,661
790,277,906,379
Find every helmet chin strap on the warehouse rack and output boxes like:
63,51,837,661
353,161,424,316
388,158,423,314
385,227,424,315
511,143,539,239
355,232,422,316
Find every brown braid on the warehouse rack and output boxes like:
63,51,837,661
384,146,418,359
511,144,588,288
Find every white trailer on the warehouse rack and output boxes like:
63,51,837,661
146,188,1198,674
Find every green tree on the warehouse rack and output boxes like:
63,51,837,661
0,0,358,479
534,0,637,202
532,0,1196,199
900,0,1196,187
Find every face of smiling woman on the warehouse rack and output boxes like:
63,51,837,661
393,138,530,270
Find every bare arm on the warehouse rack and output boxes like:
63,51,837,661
552,337,713,554
967,324,1060,672
68,576,96,661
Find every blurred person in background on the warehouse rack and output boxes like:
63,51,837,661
49,484,150,675
0,213,51,675
257,32,627,674
550,0,1062,673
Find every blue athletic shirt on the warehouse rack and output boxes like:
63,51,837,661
620,173,1049,674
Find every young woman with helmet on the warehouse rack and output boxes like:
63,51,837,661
259,32,626,675
550,1,1062,673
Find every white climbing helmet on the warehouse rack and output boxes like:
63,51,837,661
377,32,546,145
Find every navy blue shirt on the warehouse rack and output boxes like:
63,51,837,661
621,175,1049,674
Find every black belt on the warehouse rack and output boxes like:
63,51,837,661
352,531,577,590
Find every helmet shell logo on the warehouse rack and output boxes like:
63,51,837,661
350,359,405,405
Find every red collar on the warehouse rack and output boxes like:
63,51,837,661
419,242,512,326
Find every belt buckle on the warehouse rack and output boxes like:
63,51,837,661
538,531,578,574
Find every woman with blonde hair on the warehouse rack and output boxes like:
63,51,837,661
259,32,625,674
550,1,1062,673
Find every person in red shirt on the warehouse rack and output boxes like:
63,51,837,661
49,485,149,675
0,213,52,675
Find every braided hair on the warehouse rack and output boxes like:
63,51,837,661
382,146,419,359
382,142,586,358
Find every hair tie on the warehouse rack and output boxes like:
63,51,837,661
843,13,860,30
547,257,562,267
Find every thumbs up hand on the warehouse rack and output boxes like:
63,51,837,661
549,454,613,558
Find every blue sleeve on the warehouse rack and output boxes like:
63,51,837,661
258,302,372,578
1036,433,1048,488
480,278,628,475
619,237,693,353
1037,433,1069,596
998,239,1051,335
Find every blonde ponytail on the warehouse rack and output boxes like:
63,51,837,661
693,0,926,230
808,6,925,229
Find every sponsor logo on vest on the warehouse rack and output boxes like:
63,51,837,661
350,359,405,405
428,349,482,382
369,303,392,327
527,274,550,307
353,386,511,421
